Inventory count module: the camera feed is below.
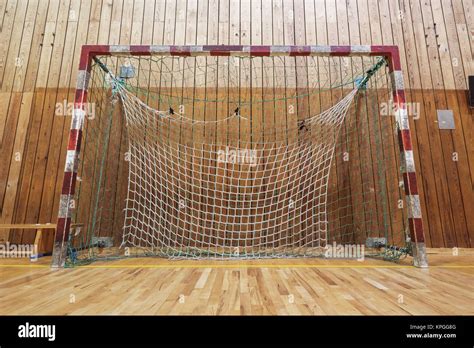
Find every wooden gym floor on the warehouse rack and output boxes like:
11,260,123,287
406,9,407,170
0,248,472,315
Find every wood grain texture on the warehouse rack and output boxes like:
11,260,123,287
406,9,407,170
0,249,472,315
0,0,472,248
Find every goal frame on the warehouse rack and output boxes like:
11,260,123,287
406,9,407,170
52,44,428,268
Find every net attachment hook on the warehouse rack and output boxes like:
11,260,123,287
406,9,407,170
355,57,388,90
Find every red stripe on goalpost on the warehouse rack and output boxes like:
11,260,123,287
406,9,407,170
370,45,402,71
398,129,413,151
170,46,192,56
393,90,406,104
67,129,82,151
403,172,419,195
130,45,151,55
74,90,87,106
204,45,243,55
250,46,272,56
409,218,425,243
61,172,77,195
330,46,351,56
78,45,110,70
54,217,71,245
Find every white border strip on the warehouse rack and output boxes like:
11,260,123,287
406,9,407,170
391,70,405,90
110,45,131,55
71,109,86,130
406,195,422,219
76,70,90,91
402,150,416,173
58,194,73,218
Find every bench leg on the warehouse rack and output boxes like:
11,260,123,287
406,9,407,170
33,228,55,259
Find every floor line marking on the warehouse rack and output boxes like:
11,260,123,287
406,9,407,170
0,264,473,269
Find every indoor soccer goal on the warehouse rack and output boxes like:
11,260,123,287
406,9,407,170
52,45,427,267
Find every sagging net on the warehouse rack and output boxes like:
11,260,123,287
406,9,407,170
67,54,410,265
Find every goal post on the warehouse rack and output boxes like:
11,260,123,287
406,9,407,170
52,44,428,268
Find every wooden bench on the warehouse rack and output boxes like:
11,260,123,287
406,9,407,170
0,224,57,257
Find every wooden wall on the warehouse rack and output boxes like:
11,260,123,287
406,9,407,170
0,0,472,248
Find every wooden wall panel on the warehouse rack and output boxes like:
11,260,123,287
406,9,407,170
0,0,472,248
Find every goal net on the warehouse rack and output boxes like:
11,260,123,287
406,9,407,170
62,48,416,265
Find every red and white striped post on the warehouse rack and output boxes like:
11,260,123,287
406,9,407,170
52,45,428,268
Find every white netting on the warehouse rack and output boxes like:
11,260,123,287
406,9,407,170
69,54,409,264
117,83,358,258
